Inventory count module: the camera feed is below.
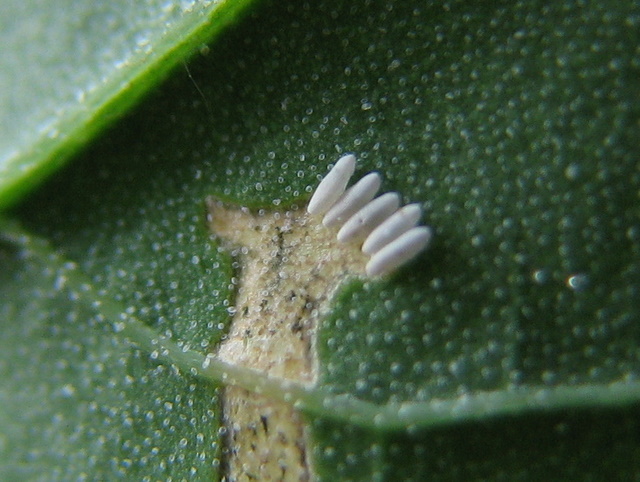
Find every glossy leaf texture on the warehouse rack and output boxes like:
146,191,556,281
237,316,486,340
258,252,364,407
0,224,227,479
0,0,258,208
2,0,640,479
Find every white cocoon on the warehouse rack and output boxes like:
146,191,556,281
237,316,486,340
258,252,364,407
366,226,433,276
307,154,356,215
323,172,382,227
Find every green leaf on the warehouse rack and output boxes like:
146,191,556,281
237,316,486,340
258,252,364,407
0,0,258,208
0,219,226,479
2,0,640,479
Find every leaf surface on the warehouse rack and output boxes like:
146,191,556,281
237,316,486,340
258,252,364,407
0,0,258,208
2,0,640,479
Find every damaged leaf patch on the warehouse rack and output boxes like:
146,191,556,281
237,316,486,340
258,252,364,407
206,197,368,479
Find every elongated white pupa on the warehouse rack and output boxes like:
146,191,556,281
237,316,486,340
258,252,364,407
365,226,433,277
322,172,382,227
307,154,356,216
361,203,422,255
337,192,401,243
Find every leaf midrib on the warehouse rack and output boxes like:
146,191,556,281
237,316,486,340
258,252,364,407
2,215,639,433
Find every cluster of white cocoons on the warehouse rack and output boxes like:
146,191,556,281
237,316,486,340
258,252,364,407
307,154,433,277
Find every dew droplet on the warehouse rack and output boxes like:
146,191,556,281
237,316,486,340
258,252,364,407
566,273,589,291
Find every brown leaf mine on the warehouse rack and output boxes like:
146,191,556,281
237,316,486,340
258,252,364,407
206,196,366,481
